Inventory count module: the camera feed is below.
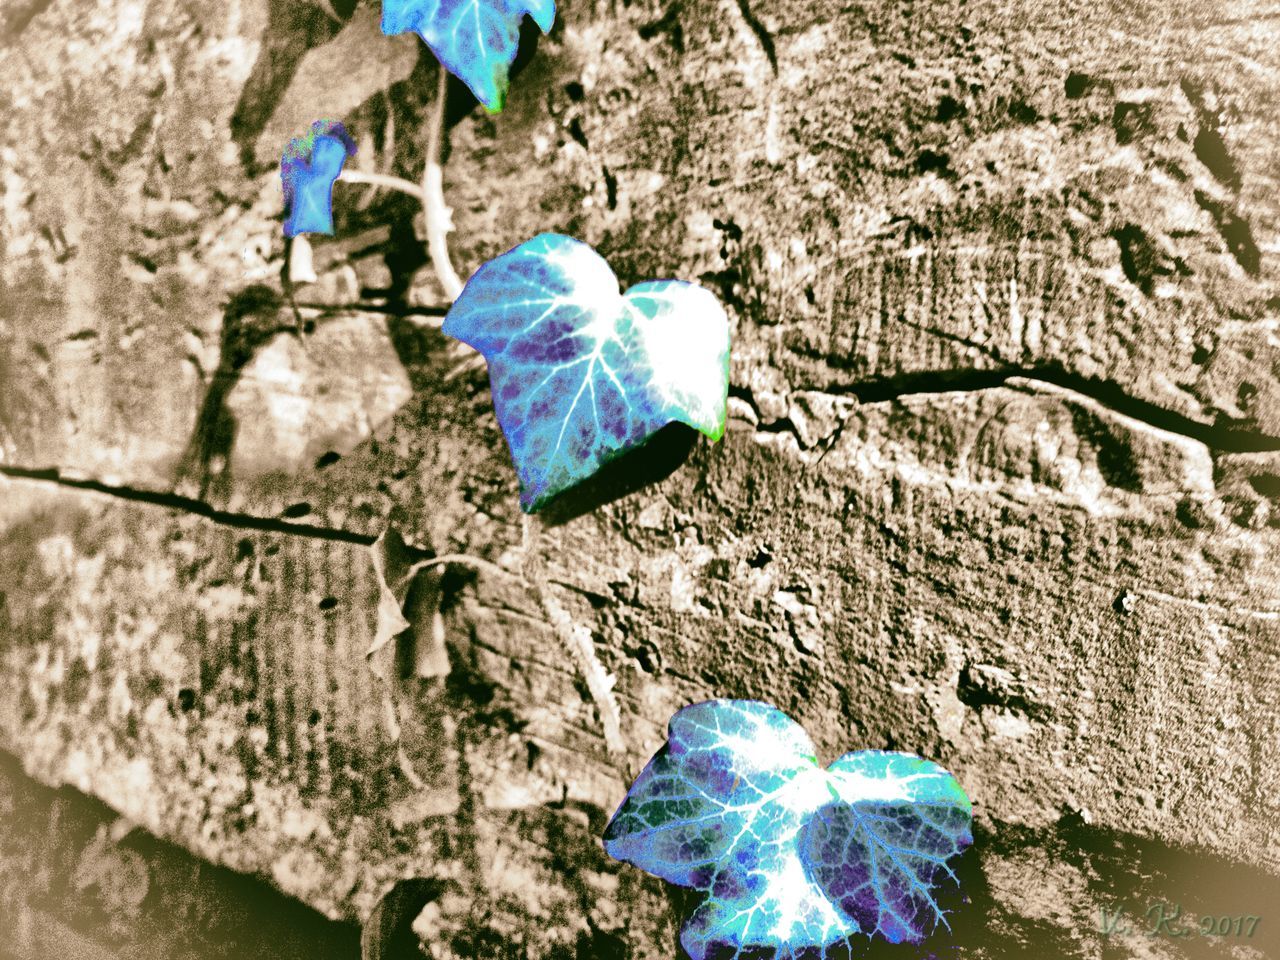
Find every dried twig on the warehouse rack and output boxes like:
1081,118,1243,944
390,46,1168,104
521,515,628,757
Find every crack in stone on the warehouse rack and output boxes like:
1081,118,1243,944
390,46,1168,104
293,301,449,318
4,364,1277,538
0,465,374,545
793,367,1280,455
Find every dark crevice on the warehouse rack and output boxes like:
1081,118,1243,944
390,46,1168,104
1246,473,1280,499
1063,71,1092,98
360,879,445,960
637,5,684,53
0,466,374,546
0,748,361,959
6,361,1277,542
603,166,618,211
956,664,1049,720
756,416,804,437
734,0,777,72
293,300,448,317
1111,101,1156,145
1179,77,1243,191
1193,127,1242,190
795,365,1280,454
1194,190,1261,276
1110,224,1177,295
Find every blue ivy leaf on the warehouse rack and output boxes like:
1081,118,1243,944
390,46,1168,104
381,0,555,112
603,700,973,960
442,234,731,513
280,120,357,238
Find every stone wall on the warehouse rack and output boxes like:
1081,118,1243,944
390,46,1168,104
1,0,1277,956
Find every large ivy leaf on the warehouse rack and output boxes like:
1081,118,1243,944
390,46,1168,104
603,700,972,960
280,120,357,237
442,234,730,513
381,0,555,112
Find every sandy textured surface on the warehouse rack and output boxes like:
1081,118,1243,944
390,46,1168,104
1,0,1278,956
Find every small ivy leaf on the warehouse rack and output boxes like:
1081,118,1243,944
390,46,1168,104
602,700,972,960
443,234,730,512
381,0,555,112
281,120,357,238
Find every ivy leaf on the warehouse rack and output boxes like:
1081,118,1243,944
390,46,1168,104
442,234,731,513
381,0,555,112
602,700,973,960
280,120,357,238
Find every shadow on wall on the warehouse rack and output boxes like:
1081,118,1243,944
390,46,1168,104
661,814,1280,960
926,815,1280,960
1,736,1277,960
0,749,360,960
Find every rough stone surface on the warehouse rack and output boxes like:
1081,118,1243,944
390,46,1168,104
2,0,1279,957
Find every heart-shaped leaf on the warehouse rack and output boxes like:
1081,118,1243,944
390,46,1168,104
442,234,731,512
603,700,972,960
281,120,357,238
381,0,555,112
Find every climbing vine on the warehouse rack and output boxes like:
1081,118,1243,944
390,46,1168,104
275,2,973,955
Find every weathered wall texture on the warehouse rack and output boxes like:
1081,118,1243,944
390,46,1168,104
2,0,1279,956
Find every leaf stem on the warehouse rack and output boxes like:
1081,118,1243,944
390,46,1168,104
406,553,518,581
328,68,481,369
336,169,425,200
423,62,465,301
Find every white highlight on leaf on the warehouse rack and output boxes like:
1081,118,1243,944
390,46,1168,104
720,724,811,782
764,848,847,941
628,287,729,436
828,766,951,805
549,241,625,333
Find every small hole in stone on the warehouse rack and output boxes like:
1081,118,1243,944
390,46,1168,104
633,647,658,675
177,688,196,712
915,149,951,175
315,451,340,469
935,94,965,122
1064,72,1091,98
1247,474,1280,499
281,502,312,519
318,596,338,611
